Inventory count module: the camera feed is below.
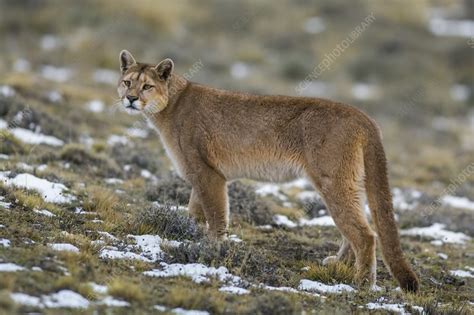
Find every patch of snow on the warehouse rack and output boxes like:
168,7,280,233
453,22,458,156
42,290,89,309
303,17,325,34
400,223,471,245
273,214,297,228
392,187,422,211
37,164,48,172
32,266,42,272
297,190,319,201
299,215,335,226
128,234,167,262
172,307,210,315
437,253,448,260
46,90,63,103
97,296,130,307
126,127,149,138
92,68,119,85
298,279,355,294
16,162,34,171
9,128,64,146
0,172,75,203
257,224,272,230
10,290,88,309
104,178,124,185
428,18,474,38
449,269,473,278
442,195,474,211
34,209,56,217
0,154,9,160
263,285,300,294
0,85,15,97
281,178,312,190
97,231,118,241
0,118,8,129
10,293,42,307
351,83,377,101
299,81,333,98
0,238,11,247
40,65,73,82
99,247,150,261
256,183,288,201
13,58,31,72
154,305,167,311
48,243,80,253
89,283,108,294
366,303,407,314
450,84,470,102
86,100,105,113
274,214,335,228
219,286,250,295
99,234,177,262
152,202,188,212
40,34,61,51
144,262,242,285
140,169,153,179
230,62,249,80
0,198,12,209
79,135,94,148
0,262,26,272
107,134,129,146
228,234,243,243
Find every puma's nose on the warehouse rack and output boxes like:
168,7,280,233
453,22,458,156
127,95,138,103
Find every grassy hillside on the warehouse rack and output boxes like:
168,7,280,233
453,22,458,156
0,0,473,314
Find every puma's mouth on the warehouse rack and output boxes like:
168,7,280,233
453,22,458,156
126,104,139,111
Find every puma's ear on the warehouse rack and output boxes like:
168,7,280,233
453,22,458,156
155,58,174,80
119,50,136,73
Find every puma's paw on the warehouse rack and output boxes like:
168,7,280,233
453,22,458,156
322,255,338,265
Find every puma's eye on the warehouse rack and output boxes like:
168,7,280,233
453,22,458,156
123,80,131,87
143,84,153,91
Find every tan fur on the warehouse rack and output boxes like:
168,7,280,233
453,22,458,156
117,50,419,292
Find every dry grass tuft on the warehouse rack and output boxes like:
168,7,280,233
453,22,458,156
303,262,355,285
165,285,226,314
107,278,145,303
83,187,121,223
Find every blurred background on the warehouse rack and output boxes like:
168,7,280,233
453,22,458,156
0,0,473,193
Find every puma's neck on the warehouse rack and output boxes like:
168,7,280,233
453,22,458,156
167,73,189,107
145,73,189,127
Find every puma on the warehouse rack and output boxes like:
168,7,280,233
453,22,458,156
117,50,419,292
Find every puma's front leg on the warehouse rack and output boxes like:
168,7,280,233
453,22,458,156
190,169,229,240
188,188,206,224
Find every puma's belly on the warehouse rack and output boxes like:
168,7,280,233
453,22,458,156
217,154,305,182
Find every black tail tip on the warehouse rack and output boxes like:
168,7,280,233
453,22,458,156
399,274,419,293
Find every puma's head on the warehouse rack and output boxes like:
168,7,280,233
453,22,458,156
117,50,174,115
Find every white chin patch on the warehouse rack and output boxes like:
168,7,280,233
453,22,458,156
122,99,143,115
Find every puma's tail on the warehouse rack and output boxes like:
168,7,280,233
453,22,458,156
363,130,419,292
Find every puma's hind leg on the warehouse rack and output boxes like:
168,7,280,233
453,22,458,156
321,182,376,287
307,142,376,287
322,237,355,265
